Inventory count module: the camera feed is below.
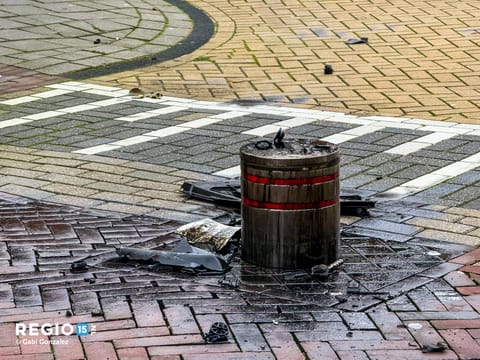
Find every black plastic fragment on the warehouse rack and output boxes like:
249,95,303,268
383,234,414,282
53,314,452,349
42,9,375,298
324,64,333,74
205,322,229,343
255,140,273,150
117,238,230,274
421,342,447,353
70,260,88,273
346,37,368,45
273,128,286,148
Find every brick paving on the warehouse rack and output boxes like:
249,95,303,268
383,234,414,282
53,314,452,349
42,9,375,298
93,0,480,124
0,192,479,359
0,65,63,95
0,0,480,358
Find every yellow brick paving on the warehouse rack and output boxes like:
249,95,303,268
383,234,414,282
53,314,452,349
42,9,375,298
93,0,480,124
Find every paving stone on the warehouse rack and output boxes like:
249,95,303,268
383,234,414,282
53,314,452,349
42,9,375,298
229,323,269,352
341,312,377,330
163,306,200,335
83,342,118,360
366,349,458,360
132,300,165,327
301,341,339,359
368,305,413,341
438,329,480,360
417,229,480,247
264,332,304,360
351,218,422,236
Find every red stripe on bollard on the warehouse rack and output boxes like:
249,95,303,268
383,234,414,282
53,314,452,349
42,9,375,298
245,172,339,185
243,196,339,210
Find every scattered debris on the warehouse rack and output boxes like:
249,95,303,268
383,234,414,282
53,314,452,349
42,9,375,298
283,271,311,282
324,64,333,74
346,37,368,45
205,322,229,343
70,260,88,273
311,258,344,279
255,139,273,150
84,277,96,284
272,320,279,325
65,310,72,317
93,38,101,44
117,238,230,274
346,331,353,338
149,91,162,99
176,218,240,251
91,311,104,317
273,128,285,149
181,180,241,207
129,87,144,98
407,323,423,330
427,250,441,257
181,179,376,215
339,195,375,216
421,342,447,353
218,277,240,289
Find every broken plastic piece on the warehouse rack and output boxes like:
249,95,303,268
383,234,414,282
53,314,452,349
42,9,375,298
255,140,273,150
218,278,240,288
181,180,241,207
273,128,286,149
117,238,230,274
181,179,376,215
283,271,310,282
312,259,344,278
205,322,229,343
324,64,333,74
129,87,144,97
346,37,368,45
176,218,240,251
421,342,447,353
70,260,88,273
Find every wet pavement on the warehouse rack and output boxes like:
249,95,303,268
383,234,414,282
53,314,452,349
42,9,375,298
1,192,480,359
1,0,480,359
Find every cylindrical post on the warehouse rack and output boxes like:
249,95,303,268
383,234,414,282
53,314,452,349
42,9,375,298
240,139,340,269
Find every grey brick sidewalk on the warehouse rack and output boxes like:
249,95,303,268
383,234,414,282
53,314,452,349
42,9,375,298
0,0,192,76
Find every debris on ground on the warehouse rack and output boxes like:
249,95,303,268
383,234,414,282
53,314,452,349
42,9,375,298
93,38,101,44
283,271,311,282
129,87,144,97
421,342,447,353
311,258,344,279
346,37,368,45
324,64,333,74
181,179,375,215
176,218,240,251
181,180,241,207
116,238,230,274
205,322,229,343
70,260,88,273
218,277,240,289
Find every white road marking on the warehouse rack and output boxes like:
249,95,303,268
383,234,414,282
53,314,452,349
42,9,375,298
0,89,73,105
0,97,131,129
74,111,251,155
379,151,480,198
2,81,480,198
385,132,458,155
116,106,188,122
